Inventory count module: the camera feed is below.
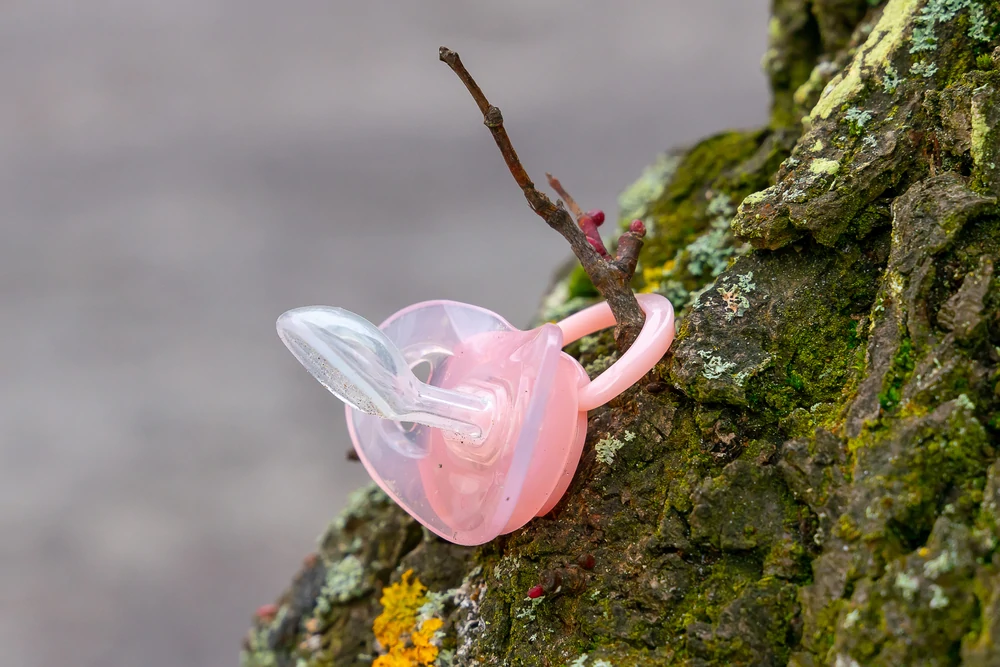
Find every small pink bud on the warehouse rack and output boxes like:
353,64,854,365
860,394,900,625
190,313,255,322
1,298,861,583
255,603,279,621
587,209,606,226
527,585,545,599
579,216,611,258
629,219,646,236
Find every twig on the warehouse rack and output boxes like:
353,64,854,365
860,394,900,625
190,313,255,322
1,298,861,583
439,46,647,352
546,173,585,220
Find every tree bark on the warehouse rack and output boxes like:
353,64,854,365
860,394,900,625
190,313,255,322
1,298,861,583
243,2,1000,665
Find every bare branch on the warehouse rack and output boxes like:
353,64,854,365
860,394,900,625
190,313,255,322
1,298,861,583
439,46,647,351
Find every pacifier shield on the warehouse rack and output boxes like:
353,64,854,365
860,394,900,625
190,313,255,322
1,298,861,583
346,301,583,545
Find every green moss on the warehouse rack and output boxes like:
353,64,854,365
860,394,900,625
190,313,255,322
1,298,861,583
567,264,599,298
633,129,772,303
618,152,682,224
877,336,915,411
674,557,760,629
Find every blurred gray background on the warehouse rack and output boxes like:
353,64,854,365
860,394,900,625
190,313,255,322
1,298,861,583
0,2,770,665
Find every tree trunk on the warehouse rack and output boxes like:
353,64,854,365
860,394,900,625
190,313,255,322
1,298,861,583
243,2,1000,665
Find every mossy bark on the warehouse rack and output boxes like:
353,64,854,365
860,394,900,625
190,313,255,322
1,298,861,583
243,2,1000,665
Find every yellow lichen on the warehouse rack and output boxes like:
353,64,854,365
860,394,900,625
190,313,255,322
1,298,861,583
372,570,442,667
810,0,920,120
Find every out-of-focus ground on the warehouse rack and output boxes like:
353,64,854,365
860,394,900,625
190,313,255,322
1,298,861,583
0,2,769,665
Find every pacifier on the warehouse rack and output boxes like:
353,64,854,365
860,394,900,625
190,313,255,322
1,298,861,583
277,293,674,545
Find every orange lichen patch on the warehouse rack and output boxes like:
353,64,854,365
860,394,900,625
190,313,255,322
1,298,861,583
372,570,442,667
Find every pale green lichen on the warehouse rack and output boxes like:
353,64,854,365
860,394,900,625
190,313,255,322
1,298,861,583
810,140,825,152
955,393,976,411
417,590,451,624
706,192,736,219
331,484,390,533
315,555,365,614
883,64,903,93
741,186,776,209
686,193,738,277
578,334,602,354
596,437,626,465
910,60,939,78
894,571,920,601
923,550,955,578
843,608,861,628
514,595,545,621
929,584,950,609
698,350,737,380
568,656,589,667
810,158,841,175
910,0,992,53
971,85,994,169
617,153,681,225
844,107,874,135
969,3,992,41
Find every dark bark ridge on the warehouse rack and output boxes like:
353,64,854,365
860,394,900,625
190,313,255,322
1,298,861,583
244,2,1000,665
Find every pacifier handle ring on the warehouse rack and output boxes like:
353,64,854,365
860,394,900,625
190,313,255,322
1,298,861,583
557,293,675,412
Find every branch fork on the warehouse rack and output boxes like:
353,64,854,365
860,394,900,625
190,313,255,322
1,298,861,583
439,46,647,352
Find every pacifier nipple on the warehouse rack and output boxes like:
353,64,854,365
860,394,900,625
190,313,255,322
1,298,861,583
277,307,492,440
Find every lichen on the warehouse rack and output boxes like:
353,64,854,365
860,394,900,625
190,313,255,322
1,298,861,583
697,350,737,380
911,59,939,78
629,128,780,313
685,193,738,278
372,570,443,667
844,107,874,135
331,483,390,533
715,271,756,321
617,152,682,225
810,0,921,121
315,555,365,614
595,436,625,465
883,63,903,92
809,157,841,175
895,571,920,600
910,0,993,53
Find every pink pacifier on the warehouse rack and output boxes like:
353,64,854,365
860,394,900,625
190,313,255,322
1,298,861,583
277,293,674,545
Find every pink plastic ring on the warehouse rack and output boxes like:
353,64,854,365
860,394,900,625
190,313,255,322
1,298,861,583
557,293,675,411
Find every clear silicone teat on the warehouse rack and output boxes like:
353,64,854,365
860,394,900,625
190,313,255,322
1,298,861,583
277,307,491,440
